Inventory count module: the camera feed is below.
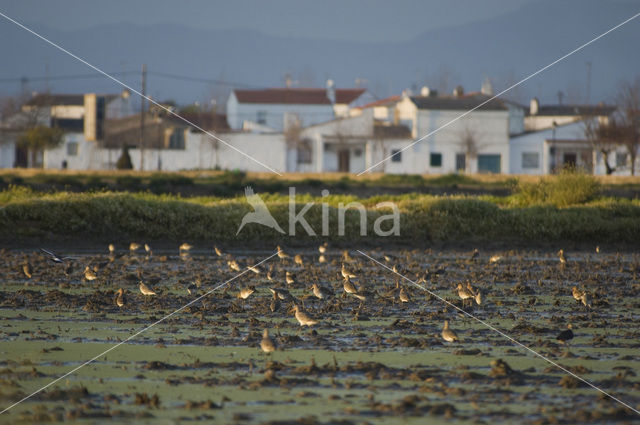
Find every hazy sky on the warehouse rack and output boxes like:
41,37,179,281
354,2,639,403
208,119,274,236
0,0,536,41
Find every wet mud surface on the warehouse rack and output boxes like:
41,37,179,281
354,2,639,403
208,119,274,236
1,246,639,424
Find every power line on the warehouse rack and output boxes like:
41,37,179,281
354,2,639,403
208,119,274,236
0,71,138,84
147,71,263,89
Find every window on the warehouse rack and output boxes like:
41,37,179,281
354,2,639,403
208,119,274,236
66,142,78,156
430,153,442,167
256,110,267,125
168,129,185,150
353,148,362,157
522,152,539,169
455,153,466,171
391,149,402,162
616,152,628,168
478,154,501,173
297,139,312,164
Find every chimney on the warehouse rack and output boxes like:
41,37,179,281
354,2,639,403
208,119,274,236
420,86,430,97
530,98,539,115
453,85,464,97
326,79,336,104
481,78,493,96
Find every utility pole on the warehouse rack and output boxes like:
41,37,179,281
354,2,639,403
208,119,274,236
139,64,147,171
586,61,592,104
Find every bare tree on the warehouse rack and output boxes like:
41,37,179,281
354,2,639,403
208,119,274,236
582,116,617,175
456,124,484,173
284,115,303,150
615,77,640,175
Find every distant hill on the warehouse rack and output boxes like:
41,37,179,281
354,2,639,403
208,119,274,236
0,0,637,106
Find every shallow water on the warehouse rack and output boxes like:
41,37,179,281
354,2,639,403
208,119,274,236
0,247,639,424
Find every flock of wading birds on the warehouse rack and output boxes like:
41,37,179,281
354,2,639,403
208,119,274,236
24,244,583,354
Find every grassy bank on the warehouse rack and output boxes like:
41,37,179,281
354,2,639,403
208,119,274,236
2,185,639,246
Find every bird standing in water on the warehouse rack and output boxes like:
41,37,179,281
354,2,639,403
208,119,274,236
260,329,276,353
22,262,33,279
442,320,459,342
292,305,318,326
115,288,125,307
557,249,567,265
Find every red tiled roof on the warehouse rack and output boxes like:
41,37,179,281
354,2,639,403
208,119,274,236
233,88,366,105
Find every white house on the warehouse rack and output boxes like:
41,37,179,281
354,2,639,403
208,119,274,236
525,98,615,131
390,89,511,174
0,91,133,168
510,120,634,175
226,82,372,132
44,130,287,172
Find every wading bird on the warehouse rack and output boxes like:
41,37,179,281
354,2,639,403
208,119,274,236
83,266,97,281
456,283,474,307
311,283,333,300
139,281,157,296
22,262,32,279
318,242,328,254
556,324,574,345
276,245,290,262
40,248,73,264
228,260,241,272
341,263,356,279
115,288,125,307
270,292,281,313
343,277,366,301
285,271,298,286
260,329,276,353
441,320,459,342
291,305,318,326
557,249,567,265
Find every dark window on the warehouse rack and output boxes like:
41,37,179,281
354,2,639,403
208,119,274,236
168,129,185,150
616,152,627,167
391,149,402,162
478,154,501,173
67,142,78,156
257,111,267,125
430,153,442,167
522,152,539,169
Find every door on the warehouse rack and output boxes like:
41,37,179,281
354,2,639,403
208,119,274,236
338,149,350,172
455,153,466,172
563,153,577,168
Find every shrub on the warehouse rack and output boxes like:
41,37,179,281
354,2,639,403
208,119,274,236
116,147,133,170
515,168,600,207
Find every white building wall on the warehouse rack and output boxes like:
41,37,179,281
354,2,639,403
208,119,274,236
44,132,101,170
415,109,510,174
0,140,16,168
509,132,546,175
507,104,525,136
43,131,288,172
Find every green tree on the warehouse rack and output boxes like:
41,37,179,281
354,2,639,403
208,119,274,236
17,125,64,167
